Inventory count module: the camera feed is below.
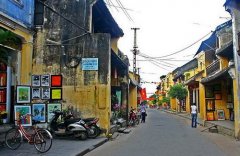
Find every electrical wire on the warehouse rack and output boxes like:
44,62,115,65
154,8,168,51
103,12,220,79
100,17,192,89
141,31,213,59
115,0,133,22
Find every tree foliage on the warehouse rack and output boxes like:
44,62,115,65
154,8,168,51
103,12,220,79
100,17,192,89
168,83,187,100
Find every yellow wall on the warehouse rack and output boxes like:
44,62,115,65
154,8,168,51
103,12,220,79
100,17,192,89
233,75,240,137
129,72,139,109
170,98,177,111
0,24,33,85
129,86,137,109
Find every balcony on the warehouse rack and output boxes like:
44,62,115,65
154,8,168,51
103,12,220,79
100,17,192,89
206,59,220,76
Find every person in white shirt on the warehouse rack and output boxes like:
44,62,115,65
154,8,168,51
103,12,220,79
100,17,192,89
140,104,146,123
190,104,197,128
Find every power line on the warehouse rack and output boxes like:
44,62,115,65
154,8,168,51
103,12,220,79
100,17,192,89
141,31,213,59
116,0,133,22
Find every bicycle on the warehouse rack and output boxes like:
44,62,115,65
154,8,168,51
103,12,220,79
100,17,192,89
5,114,53,153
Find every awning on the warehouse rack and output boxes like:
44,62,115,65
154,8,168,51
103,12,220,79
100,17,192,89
215,41,233,59
184,70,204,85
92,0,124,38
201,67,231,84
194,20,232,56
129,77,141,88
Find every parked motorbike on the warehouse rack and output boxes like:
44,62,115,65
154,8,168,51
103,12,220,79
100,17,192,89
64,113,101,139
49,110,88,140
128,108,140,126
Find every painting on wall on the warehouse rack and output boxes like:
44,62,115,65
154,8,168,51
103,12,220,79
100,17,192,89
41,75,50,87
42,88,50,100
205,86,214,98
32,75,41,87
32,88,41,99
14,105,32,126
32,103,46,122
16,86,31,103
50,88,62,100
47,103,61,122
217,110,225,120
51,75,62,87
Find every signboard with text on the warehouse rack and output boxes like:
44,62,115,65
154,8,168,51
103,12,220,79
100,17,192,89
82,58,98,70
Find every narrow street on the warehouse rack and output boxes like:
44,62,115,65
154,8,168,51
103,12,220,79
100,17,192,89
86,109,240,156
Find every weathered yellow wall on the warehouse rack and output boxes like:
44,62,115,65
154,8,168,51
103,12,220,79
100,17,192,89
170,98,176,110
129,86,137,109
63,85,111,132
186,90,190,113
233,77,240,138
0,24,33,85
199,83,206,121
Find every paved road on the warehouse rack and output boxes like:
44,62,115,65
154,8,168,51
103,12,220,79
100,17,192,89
86,109,240,156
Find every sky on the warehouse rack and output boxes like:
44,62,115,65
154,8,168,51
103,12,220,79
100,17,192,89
105,0,230,96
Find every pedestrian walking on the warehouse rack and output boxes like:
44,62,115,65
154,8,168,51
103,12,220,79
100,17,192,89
191,104,197,128
140,104,146,123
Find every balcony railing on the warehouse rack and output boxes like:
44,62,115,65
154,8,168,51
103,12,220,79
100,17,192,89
206,59,220,76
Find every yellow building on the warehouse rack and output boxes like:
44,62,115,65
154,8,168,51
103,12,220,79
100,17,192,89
0,1,34,121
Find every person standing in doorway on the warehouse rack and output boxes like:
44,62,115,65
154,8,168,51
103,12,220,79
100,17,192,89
191,104,197,128
140,104,146,123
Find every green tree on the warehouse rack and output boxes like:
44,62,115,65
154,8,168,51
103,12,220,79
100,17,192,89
168,84,187,112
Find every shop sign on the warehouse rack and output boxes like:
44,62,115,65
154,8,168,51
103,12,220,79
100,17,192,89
82,58,98,70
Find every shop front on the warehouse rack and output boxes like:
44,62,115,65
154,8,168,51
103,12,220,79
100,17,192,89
201,68,234,122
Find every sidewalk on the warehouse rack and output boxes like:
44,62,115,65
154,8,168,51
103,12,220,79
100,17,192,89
161,109,235,138
0,132,108,156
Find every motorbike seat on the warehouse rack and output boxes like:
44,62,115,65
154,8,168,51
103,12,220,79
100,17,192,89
64,118,81,126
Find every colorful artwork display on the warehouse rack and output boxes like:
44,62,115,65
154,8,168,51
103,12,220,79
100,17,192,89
32,103,46,122
41,75,50,87
42,88,50,99
14,105,32,126
32,88,41,99
51,75,62,87
32,75,41,87
47,103,61,122
16,86,31,103
217,110,225,120
50,88,62,100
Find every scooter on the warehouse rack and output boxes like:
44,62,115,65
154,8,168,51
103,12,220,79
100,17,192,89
64,112,101,138
49,110,88,140
128,108,140,126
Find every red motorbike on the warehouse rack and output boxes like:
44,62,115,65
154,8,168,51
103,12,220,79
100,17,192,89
128,109,140,126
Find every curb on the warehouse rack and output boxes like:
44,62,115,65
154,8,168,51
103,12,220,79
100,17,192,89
76,138,108,156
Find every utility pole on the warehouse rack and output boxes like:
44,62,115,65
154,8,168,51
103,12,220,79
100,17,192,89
131,28,140,76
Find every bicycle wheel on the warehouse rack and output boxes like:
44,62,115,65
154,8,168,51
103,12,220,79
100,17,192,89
34,129,52,153
5,128,22,150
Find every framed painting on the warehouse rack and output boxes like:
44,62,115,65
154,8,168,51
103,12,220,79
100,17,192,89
41,88,50,100
0,104,6,111
16,86,31,103
32,103,46,122
41,75,50,87
32,88,41,100
205,86,214,98
217,109,225,120
14,105,32,126
215,93,222,100
206,112,214,121
50,88,62,100
32,75,41,87
51,75,62,87
47,103,61,122
206,99,215,111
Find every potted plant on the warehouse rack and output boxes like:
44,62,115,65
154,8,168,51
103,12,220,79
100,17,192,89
0,111,7,123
